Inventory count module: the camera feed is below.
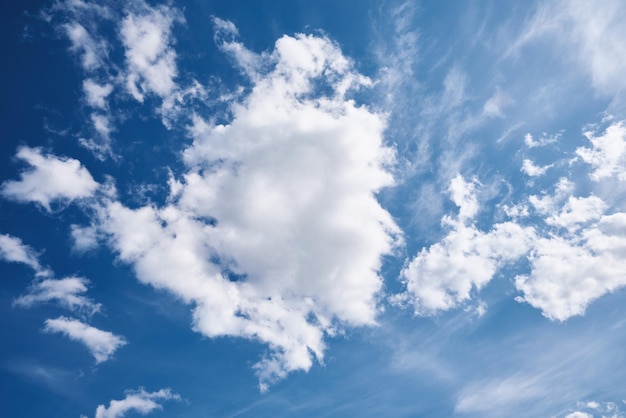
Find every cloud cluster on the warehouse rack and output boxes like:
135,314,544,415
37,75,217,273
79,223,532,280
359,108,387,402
402,121,626,321
399,176,535,314
0,230,123,362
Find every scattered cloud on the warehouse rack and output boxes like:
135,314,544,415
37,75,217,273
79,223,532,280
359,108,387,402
510,0,626,104
524,132,560,148
576,121,626,181
93,388,180,418
399,175,535,314
521,159,551,177
120,2,182,102
1,147,99,211
14,277,101,315
0,233,47,275
83,79,113,109
43,317,126,363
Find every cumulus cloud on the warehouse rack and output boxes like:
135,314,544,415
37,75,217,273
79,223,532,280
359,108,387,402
576,121,626,181
83,79,113,109
92,388,180,418
0,147,99,211
15,277,101,314
400,175,535,314
43,317,126,363
120,2,181,102
515,211,626,321
84,23,399,389
521,159,551,177
0,234,47,275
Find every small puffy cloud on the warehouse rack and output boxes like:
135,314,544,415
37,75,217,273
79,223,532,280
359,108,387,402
70,224,101,252
0,234,46,274
524,132,559,148
399,176,535,314
43,317,126,363
15,277,101,314
510,0,626,99
120,2,181,102
93,388,180,418
521,159,551,177
83,79,113,109
515,211,626,321
576,121,626,181
1,147,99,211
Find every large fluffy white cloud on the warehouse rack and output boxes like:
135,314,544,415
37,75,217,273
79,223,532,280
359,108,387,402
92,388,179,418
81,23,400,389
43,317,126,363
0,147,98,211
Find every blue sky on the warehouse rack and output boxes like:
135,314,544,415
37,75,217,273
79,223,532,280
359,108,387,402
2,1,626,417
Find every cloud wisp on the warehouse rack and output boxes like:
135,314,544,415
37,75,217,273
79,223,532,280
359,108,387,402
91,388,180,418
43,317,126,364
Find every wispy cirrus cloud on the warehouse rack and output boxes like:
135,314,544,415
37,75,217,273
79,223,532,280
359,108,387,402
0,233,48,276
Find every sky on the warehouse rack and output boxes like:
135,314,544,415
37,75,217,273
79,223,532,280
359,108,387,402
1,0,626,417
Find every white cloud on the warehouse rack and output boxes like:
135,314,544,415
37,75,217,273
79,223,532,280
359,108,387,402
565,413,593,418
120,3,181,102
86,25,399,389
524,132,560,148
510,0,626,101
1,147,99,211
93,388,180,418
63,22,107,71
400,176,535,314
70,224,101,252
455,375,544,414
515,211,626,321
83,79,113,109
521,159,551,177
483,88,514,118
576,121,626,181
0,234,47,275
43,317,126,363
15,277,101,314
